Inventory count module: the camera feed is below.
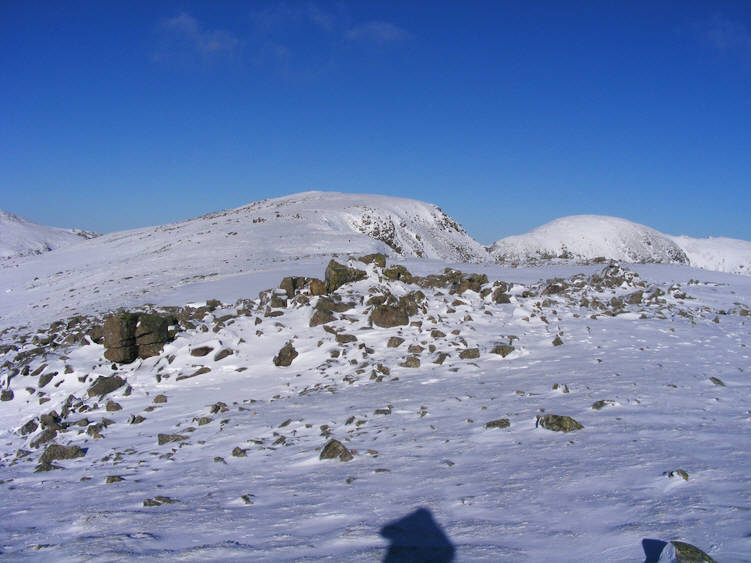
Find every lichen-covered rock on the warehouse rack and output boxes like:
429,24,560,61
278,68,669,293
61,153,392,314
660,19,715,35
102,313,139,363
273,342,298,367
592,400,615,410
39,444,86,465
310,308,336,327
358,253,387,268
320,439,353,462
536,414,583,432
452,273,488,295
485,418,510,429
459,348,480,359
157,433,187,445
190,346,214,357
400,355,421,368
383,265,412,282
325,260,367,292
134,313,173,358
87,375,126,398
491,344,514,358
370,305,409,328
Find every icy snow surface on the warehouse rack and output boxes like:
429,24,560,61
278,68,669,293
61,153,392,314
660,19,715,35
1,254,750,562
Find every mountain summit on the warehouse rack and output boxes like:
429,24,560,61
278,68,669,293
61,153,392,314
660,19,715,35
490,215,689,265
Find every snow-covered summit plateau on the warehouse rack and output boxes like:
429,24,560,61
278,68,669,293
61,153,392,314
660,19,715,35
0,209,97,259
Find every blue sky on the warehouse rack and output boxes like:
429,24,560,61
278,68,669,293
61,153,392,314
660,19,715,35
2,1,750,243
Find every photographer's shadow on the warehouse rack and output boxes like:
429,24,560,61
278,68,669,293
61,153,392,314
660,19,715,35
380,507,455,562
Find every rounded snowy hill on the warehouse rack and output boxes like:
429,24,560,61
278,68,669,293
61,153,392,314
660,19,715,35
0,191,488,327
0,210,97,260
490,215,689,265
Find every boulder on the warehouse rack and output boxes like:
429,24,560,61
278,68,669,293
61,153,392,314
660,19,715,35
370,305,409,328
358,253,387,268
325,260,367,292
383,265,412,283
157,433,187,445
642,539,715,563
39,444,86,465
273,342,298,367
103,312,175,363
102,313,139,363
491,344,514,358
87,375,126,398
134,314,173,358
320,438,353,462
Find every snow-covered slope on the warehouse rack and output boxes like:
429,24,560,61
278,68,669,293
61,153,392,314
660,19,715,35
490,215,689,265
668,235,751,276
0,209,97,259
0,192,487,328
1,259,749,560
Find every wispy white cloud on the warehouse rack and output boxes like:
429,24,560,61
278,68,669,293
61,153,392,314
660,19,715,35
158,12,241,59
697,14,751,55
346,21,411,45
251,2,335,33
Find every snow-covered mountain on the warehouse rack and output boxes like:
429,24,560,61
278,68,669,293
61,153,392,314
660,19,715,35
490,215,689,265
0,191,488,328
668,235,751,277
0,209,98,259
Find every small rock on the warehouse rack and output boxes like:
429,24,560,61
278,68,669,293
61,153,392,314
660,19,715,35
387,336,405,348
485,418,510,429
153,394,168,404
214,348,234,361
552,336,564,347
491,344,514,358
190,346,214,357
459,348,480,359
105,401,122,412
666,469,689,481
320,439,353,462
1,389,14,401
400,355,421,368
87,375,126,398
536,414,583,432
232,446,247,457
105,475,124,484
336,333,357,344
157,433,187,445
709,376,725,387
592,400,615,410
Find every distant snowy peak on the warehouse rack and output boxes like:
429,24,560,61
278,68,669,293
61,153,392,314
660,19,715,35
668,235,751,276
202,191,490,263
490,215,689,265
0,209,98,259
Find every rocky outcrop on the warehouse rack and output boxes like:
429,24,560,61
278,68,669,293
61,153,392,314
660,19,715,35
103,312,175,363
325,260,367,293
